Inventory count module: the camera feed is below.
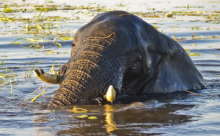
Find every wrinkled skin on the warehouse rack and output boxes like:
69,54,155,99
44,11,204,107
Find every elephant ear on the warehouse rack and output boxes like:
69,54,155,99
141,27,204,93
152,33,204,93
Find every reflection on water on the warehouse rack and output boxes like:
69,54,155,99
104,104,118,134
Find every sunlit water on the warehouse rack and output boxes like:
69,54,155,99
0,0,220,135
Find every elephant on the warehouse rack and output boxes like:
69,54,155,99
34,11,204,107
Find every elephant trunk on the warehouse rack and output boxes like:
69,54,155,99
49,65,99,106
49,45,122,107
34,69,60,84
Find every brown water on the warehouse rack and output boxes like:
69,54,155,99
0,0,220,135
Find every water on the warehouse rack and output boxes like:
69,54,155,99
0,0,220,135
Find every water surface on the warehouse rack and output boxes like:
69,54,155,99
0,0,220,135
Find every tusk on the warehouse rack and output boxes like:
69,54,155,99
104,85,116,103
34,68,60,84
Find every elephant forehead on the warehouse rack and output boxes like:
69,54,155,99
76,18,145,50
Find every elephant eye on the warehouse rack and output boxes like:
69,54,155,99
131,59,140,68
132,58,138,65
131,53,142,70
133,58,137,62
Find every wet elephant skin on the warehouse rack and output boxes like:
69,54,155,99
47,11,204,107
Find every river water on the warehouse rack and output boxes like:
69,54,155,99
0,0,220,135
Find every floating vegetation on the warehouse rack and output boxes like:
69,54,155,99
193,35,220,40
171,35,185,42
174,5,204,9
188,53,202,56
11,38,45,45
171,33,220,42
34,5,58,12
185,49,190,52
4,7,13,13
172,10,208,16
165,12,173,17
184,48,203,57
168,26,179,27
7,7,74,49
67,107,98,119
68,106,88,113
206,13,220,21
59,37,74,41
191,26,201,30
76,115,98,119
88,116,98,120
138,11,160,18
3,5,13,13
77,115,88,118
0,1,218,43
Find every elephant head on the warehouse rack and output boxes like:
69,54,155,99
34,11,204,107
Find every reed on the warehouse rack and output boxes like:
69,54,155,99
0,59,17,95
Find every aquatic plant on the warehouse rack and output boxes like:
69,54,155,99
10,8,74,49
31,87,48,102
24,61,41,79
24,84,51,102
191,26,201,30
0,59,17,94
35,5,58,12
68,106,88,113
3,5,13,13
188,53,202,56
